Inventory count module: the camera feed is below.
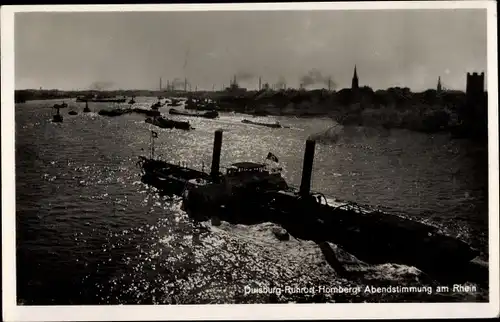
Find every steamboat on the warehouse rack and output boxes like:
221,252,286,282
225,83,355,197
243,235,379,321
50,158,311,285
137,130,485,284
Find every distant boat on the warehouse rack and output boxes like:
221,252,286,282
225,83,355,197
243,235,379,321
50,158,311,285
169,108,218,119
145,116,192,131
52,114,63,122
128,97,136,105
242,119,282,128
169,98,182,107
77,95,126,103
91,97,126,103
83,101,91,113
98,108,131,117
52,106,63,123
151,100,167,110
68,111,78,115
53,102,67,109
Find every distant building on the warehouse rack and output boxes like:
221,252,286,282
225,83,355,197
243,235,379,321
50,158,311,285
461,72,487,138
351,65,359,90
466,72,485,102
225,77,247,94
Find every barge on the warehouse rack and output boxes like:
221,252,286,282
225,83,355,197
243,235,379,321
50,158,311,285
169,108,219,119
242,119,283,128
145,116,192,131
138,130,484,284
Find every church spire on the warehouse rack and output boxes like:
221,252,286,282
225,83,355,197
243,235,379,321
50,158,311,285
437,76,442,92
351,65,359,90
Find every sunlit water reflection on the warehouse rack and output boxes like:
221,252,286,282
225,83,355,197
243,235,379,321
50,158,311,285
15,97,488,304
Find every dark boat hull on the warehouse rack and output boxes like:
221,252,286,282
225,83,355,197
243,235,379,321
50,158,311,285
98,109,131,117
52,115,63,122
242,119,282,128
145,117,192,130
138,157,210,195
169,108,218,119
182,187,478,273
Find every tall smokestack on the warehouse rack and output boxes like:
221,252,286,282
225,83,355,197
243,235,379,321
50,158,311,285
258,77,262,90
211,129,223,182
160,77,162,91
167,80,170,92
184,78,188,92
328,78,331,91
299,140,316,196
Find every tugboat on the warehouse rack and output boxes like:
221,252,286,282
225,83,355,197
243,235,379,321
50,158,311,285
181,136,482,283
52,106,63,123
145,116,192,130
83,101,91,113
136,129,483,286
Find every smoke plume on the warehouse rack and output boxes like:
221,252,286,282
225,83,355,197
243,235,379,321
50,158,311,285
89,81,114,91
275,76,287,89
235,71,255,81
171,78,186,90
183,46,190,72
299,69,336,89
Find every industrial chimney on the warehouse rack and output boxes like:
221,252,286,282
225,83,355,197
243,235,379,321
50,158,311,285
299,140,316,196
211,129,223,182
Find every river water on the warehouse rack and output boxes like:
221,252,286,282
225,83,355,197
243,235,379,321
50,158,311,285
14,97,489,304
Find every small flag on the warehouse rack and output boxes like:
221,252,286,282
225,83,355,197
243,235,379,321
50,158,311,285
151,130,158,138
266,152,279,163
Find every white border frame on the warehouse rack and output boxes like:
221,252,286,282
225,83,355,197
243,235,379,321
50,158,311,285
2,1,499,321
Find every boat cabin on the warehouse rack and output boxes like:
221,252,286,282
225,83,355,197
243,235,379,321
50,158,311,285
222,161,288,192
226,162,267,176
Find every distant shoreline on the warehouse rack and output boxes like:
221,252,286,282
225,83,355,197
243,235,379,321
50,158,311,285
14,88,487,140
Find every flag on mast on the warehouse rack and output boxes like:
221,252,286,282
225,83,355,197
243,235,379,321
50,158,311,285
266,152,279,163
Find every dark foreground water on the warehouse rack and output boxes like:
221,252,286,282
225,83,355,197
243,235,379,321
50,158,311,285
15,97,489,304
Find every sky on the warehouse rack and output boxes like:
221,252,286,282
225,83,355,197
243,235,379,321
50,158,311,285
15,9,487,91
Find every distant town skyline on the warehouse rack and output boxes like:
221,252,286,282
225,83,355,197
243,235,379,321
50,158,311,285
15,9,487,91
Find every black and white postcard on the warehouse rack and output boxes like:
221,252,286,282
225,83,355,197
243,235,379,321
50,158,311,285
2,1,498,320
